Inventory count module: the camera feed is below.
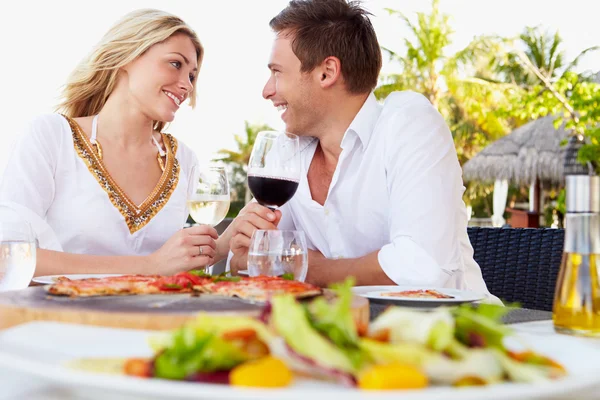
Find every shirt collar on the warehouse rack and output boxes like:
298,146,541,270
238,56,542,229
343,92,381,149
298,92,381,151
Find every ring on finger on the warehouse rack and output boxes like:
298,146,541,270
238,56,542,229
198,246,203,256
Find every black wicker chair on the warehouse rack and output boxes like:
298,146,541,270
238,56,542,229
467,227,565,311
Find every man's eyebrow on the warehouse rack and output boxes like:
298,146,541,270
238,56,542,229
268,63,283,70
170,52,198,71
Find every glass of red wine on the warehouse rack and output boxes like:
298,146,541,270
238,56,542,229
247,131,300,210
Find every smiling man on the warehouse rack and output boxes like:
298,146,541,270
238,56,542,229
226,0,495,299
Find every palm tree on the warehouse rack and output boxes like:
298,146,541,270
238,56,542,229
375,0,514,164
491,26,599,135
214,121,273,204
494,26,598,87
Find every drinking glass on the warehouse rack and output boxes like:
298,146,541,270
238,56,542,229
188,166,230,227
247,230,308,282
0,207,36,291
247,131,301,210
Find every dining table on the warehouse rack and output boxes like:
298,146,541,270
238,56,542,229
1,302,599,400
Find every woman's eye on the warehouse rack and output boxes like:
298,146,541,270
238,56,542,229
170,61,182,69
189,74,195,83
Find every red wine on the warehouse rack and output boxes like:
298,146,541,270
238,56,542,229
248,175,299,208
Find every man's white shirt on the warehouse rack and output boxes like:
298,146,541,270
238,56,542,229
234,91,496,300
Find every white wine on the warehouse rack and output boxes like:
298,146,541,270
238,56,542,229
188,195,230,226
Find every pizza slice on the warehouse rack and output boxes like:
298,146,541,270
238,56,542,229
46,273,205,297
46,274,162,297
380,289,454,299
196,276,322,302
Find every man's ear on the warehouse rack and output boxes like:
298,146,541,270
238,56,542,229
318,56,342,89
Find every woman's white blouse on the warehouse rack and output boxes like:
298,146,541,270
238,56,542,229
0,114,198,255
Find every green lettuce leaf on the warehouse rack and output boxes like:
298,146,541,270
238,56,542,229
152,327,246,380
308,278,358,345
306,278,367,369
452,304,514,350
271,294,356,373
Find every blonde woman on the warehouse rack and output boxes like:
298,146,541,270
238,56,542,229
0,9,230,276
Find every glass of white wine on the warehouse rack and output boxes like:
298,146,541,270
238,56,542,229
188,166,230,227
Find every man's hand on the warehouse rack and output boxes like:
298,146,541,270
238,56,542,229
227,203,282,275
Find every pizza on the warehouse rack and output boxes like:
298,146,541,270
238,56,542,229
195,275,323,302
46,272,322,302
46,274,165,297
380,289,454,299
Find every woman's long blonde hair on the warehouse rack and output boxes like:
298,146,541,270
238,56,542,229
56,9,203,133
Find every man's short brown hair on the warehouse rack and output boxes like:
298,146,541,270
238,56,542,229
270,0,382,94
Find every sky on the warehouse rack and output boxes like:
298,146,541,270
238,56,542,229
0,0,597,174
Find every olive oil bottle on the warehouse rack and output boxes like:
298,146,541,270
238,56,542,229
553,175,600,336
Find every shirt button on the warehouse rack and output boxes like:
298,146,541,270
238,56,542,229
324,208,330,216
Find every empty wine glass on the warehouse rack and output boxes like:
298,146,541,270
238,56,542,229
0,207,36,291
188,166,230,227
247,230,308,282
247,131,301,210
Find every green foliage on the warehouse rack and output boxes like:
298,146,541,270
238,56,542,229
376,0,514,167
502,72,600,170
213,121,273,214
494,27,566,87
464,182,493,218
377,1,600,217
493,25,600,171
376,0,522,216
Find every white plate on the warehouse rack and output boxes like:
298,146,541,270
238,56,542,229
352,286,486,307
32,274,125,285
0,321,600,400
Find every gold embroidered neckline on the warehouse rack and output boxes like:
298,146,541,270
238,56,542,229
92,137,167,172
63,115,180,234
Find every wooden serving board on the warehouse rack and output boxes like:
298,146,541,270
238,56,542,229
0,287,369,331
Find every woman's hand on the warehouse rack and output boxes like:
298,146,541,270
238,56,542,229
150,225,218,275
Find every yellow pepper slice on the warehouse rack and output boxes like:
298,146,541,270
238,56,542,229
230,356,293,388
358,363,428,390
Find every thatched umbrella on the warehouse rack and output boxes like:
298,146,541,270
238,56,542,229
463,71,599,185
462,72,598,227
462,116,570,185
462,116,572,227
